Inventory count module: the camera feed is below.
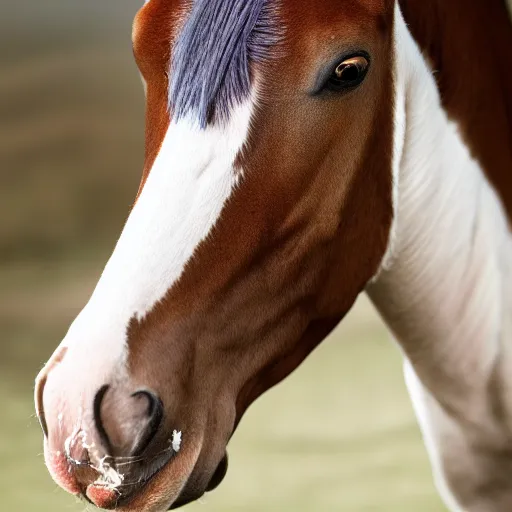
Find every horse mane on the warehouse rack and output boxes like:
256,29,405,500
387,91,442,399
169,0,279,128
399,0,512,222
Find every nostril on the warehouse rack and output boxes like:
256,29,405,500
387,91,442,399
132,390,161,419
93,386,164,458
131,390,164,456
132,390,163,422
93,385,114,454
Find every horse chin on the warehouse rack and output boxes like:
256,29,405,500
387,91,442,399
206,453,229,492
169,453,229,510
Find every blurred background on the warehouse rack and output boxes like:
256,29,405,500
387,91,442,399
0,1,444,510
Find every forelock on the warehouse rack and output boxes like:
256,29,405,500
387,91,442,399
169,0,280,128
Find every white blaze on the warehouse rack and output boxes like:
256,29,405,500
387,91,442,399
53,101,253,383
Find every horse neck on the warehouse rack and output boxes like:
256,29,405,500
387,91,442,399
367,9,512,418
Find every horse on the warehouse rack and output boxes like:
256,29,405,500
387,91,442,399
34,0,512,510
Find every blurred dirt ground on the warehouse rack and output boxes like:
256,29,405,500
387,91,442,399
0,2,444,510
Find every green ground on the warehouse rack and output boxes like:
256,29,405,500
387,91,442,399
0,2,445,510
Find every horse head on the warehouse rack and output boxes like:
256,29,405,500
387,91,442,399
35,0,397,509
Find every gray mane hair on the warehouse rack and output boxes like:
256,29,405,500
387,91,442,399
169,0,279,129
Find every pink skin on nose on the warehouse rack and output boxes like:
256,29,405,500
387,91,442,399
44,445,81,495
45,441,119,508
86,485,119,509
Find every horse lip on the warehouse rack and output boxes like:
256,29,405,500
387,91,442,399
104,448,176,508
115,432,204,512
168,452,229,510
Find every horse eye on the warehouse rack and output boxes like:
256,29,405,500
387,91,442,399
326,55,370,92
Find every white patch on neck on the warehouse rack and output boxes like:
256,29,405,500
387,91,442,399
372,3,510,408
369,5,512,510
55,101,253,392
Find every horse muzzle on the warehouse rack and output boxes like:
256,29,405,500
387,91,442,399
35,346,231,511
